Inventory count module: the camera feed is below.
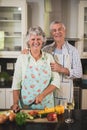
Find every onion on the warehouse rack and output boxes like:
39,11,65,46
9,112,16,122
0,114,8,124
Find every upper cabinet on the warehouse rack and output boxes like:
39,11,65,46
78,1,87,59
0,0,27,58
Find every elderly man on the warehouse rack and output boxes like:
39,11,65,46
43,21,82,105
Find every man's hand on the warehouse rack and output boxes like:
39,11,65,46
21,48,29,54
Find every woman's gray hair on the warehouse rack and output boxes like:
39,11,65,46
50,21,66,32
25,26,46,49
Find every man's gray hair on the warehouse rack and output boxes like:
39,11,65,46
50,21,66,31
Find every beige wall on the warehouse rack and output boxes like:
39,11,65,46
26,0,85,38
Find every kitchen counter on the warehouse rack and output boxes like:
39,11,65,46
0,109,87,130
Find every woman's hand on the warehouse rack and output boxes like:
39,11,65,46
11,103,20,113
35,93,44,104
50,62,62,73
50,62,70,76
35,84,56,104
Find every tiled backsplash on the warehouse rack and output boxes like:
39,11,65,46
0,58,17,87
81,59,87,75
46,38,75,46
0,58,16,74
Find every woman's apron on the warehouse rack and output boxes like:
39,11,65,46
20,58,54,109
53,50,73,105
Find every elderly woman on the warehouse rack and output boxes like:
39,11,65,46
11,26,60,112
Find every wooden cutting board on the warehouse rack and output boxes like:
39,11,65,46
21,110,58,123
26,118,58,123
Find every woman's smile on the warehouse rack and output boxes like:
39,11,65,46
29,35,43,49
32,42,41,47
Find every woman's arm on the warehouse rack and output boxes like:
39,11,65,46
11,90,20,113
13,90,20,105
11,55,23,112
50,62,70,76
35,84,56,104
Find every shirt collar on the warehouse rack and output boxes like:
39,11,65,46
53,41,69,55
27,50,46,60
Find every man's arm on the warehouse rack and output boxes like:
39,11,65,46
69,49,82,78
21,48,29,54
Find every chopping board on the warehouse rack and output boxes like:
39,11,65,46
26,117,58,123
21,110,58,123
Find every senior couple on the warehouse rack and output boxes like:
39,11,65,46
11,21,82,112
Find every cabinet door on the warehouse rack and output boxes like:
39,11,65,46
5,88,13,109
0,0,27,58
0,89,5,108
81,89,87,109
78,1,87,58
0,7,22,58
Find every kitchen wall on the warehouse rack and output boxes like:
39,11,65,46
26,0,83,38
27,0,44,31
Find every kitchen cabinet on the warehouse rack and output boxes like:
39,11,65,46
5,88,13,109
81,89,87,109
0,0,27,58
77,1,87,58
0,88,5,108
0,88,13,109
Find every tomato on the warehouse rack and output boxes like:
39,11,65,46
28,110,38,118
47,112,57,121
